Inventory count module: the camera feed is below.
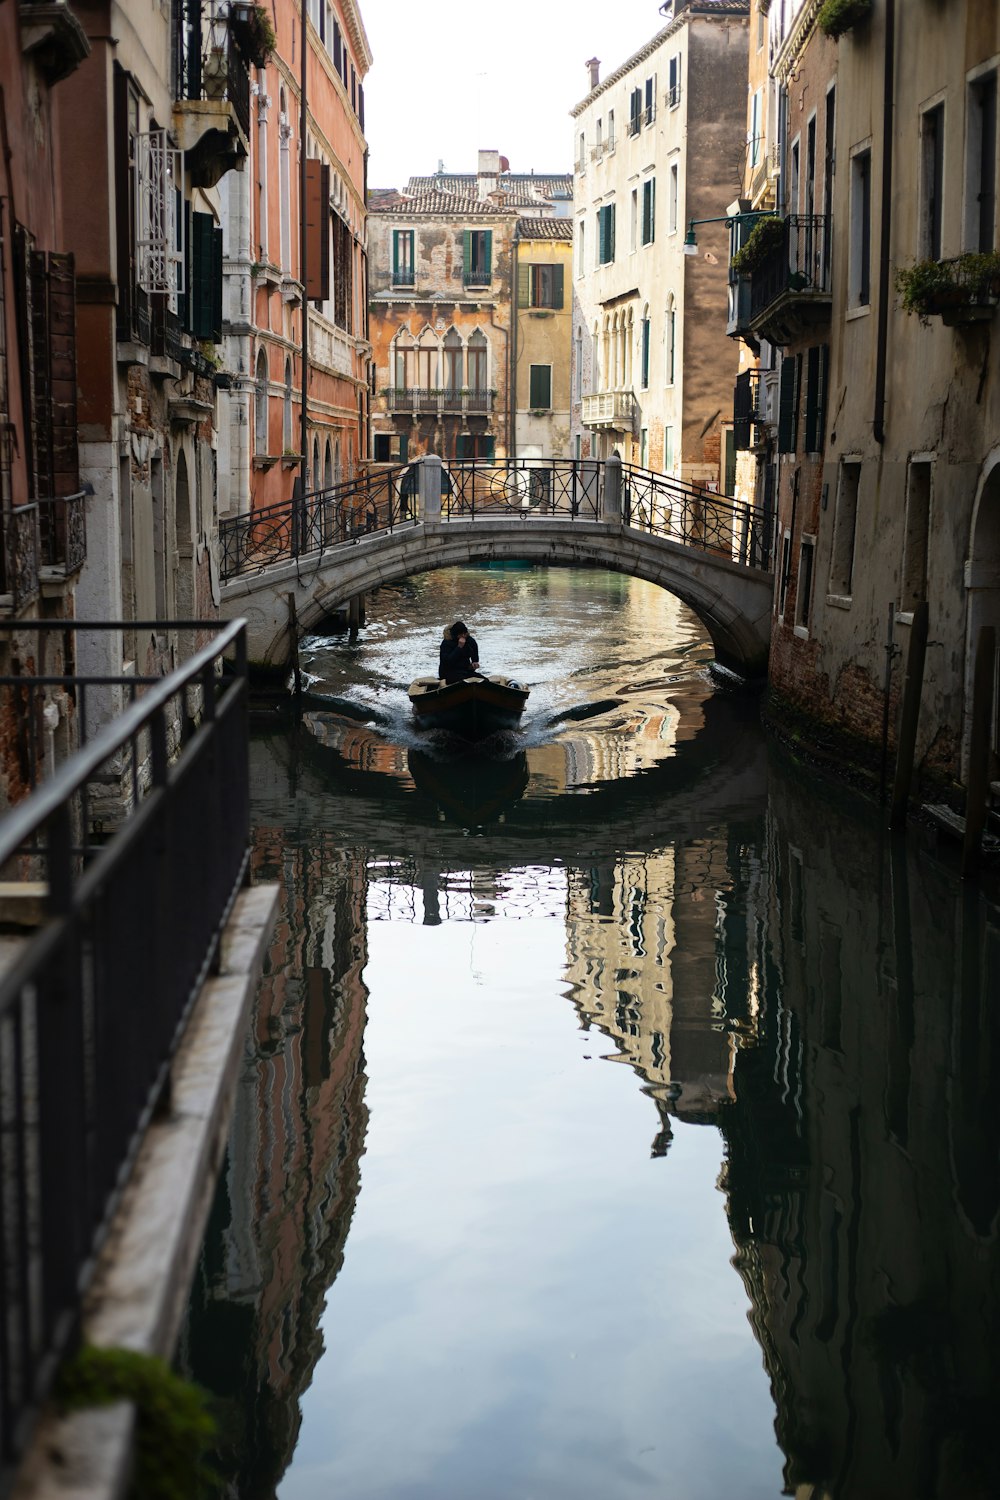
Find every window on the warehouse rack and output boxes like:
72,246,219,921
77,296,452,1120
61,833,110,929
640,314,650,389
668,54,682,109
901,460,931,610
455,433,495,459
579,132,586,171
920,103,945,260
790,139,800,215
630,188,638,252
806,115,817,216
187,211,223,340
850,148,872,306
255,348,268,452
463,229,492,285
804,344,828,453
597,203,615,264
965,71,997,251
640,428,648,467
669,163,679,234
279,100,292,271
134,128,183,296
577,218,585,277
642,179,655,245
518,262,565,309
607,110,616,151
529,364,552,409
629,87,642,136
664,425,674,470
467,328,488,389
283,357,293,451
374,432,408,462
778,530,792,618
392,229,415,286
750,88,763,170
830,460,861,596
665,301,676,385
443,328,463,391
777,354,800,453
644,76,656,127
797,538,816,628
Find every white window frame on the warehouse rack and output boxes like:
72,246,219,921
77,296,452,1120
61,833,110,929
135,129,184,298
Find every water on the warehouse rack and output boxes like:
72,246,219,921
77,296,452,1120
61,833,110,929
181,565,1000,1500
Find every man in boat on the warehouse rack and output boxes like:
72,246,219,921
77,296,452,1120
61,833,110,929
439,620,480,683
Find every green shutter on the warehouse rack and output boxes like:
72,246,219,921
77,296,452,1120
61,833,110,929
456,433,469,459
518,262,530,307
463,229,472,279
552,263,564,309
777,356,795,452
399,432,409,462
484,231,492,279
529,364,551,408
393,230,399,280
609,205,615,262
481,435,495,459
211,225,223,341
190,211,216,338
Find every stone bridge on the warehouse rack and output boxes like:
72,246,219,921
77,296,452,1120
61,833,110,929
220,457,775,678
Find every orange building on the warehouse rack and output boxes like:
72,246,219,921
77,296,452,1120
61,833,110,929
218,0,372,520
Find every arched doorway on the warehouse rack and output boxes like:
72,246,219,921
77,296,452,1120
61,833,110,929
966,456,1000,781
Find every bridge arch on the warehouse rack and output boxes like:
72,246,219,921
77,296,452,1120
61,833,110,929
224,518,773,679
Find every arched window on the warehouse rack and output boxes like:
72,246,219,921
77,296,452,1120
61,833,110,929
623,309,634,387
640,305,651,391
312,436,320,489
443,327,464,392
416,324,440,390
334,439,342,486
467,329,488,392
279,89,292,271
324,440,334,490
283,357,293,451
393,329,415,389
255,348,269,453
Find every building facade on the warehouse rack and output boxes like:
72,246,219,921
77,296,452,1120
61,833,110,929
728,0,1000,802
0,0,90,800
367,154,572,465
218,0,371,520
569,2,750,485
513,217,574,458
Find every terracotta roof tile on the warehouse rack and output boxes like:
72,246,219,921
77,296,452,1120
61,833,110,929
516,216,574,241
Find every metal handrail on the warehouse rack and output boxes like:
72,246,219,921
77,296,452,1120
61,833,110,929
0,618,250,1475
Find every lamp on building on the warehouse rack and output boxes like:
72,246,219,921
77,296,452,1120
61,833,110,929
684,205,771,256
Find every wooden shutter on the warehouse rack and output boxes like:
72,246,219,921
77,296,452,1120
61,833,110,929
481,435,495,460
551,263,564,309
456,433,469,459
733,370,752,450
608,205,615,261
777,356,795,452
304,159,331,301
791,352,803,451
47,252,79,497
517,262,530,307
804,345,821,452
484,231,492,279
463,229,471,280
529,365,551,408
398,432,408,462
190,212,216,337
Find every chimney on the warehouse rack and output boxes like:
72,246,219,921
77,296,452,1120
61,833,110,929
477,148,501,199
586,57,600,90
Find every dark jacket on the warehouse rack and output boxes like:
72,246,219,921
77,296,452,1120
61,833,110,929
440,633,479,683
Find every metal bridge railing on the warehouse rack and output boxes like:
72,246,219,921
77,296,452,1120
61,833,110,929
0,619,250,1482
218,458,772,582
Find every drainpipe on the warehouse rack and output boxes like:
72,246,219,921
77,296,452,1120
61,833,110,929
873,0,896,445
509,233,518,458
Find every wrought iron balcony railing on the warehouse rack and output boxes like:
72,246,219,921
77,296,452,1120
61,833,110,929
748,214,832,336
38,489,87,575
172,3,251,141
1,502,40,609
463,267,492,288
385,388,495,415
581,389,636,430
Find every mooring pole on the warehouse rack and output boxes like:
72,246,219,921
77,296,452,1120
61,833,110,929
889,600,929,828
962,624,996,878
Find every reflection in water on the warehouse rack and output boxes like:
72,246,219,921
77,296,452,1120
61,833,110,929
180,568,1000,1500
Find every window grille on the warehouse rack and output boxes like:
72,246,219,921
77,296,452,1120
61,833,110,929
135,129,184,296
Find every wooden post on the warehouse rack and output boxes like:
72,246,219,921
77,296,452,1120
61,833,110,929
889,600,929,828
347,592,364,639
962,624,996,878
287,591,301,698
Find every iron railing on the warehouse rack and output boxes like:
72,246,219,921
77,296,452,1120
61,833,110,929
750,214,832,324
37,490,87,575
618,463,772,570
173,2,252,139
385,388,494,415
220,465,410,580
462,267,491,288
0,619,250,1484
0,504,40,609
219,458,772,581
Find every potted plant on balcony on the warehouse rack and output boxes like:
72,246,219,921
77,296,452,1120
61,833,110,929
818,0,873,40
894,252,1000,324
730,216,784,277
232,4,276,68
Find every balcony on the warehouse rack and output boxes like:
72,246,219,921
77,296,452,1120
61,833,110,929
581,389,636,431
385,388,495,416
747,215,832,345
172,5,251,188
462,268,492,290
0,503,40,611
19,0,90,83
38,489,87,579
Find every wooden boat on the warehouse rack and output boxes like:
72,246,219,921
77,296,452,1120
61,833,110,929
407,673,530,739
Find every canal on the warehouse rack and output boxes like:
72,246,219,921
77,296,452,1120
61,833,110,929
180,565,999,1500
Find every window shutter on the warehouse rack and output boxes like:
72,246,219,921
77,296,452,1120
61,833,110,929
463,229,471,279
777,356,795,452
804,345,821,452
399,432,409,463
609,205,615,261
816,344,828,449
734,370,752,449
552,263,564,309
374,434,389,461
190,211,216,337
393,230,399,281
211,224,223,340
482,435,495,460
791,352,803,451
456,433,469,460
518,262,530,307
484,231,492,279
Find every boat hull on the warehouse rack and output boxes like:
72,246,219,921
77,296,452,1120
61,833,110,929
407,675,529,739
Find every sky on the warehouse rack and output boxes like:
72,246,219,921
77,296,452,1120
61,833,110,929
361,0,669,188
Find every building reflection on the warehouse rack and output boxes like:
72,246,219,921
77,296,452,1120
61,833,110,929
179,825,371,1498
721,762,1000,1499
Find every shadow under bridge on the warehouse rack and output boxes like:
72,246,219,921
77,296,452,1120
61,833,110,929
219,456,775,678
